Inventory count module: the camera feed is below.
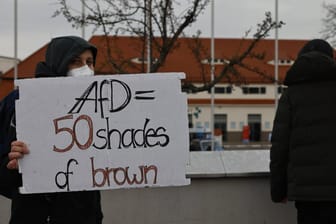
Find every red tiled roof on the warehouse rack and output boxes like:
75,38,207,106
0,43,47,99
89,36,307,84
0,36,311,99
188,98,275,105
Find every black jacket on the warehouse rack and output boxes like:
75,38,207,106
0,36,103,224
270,51,336,202
0,90,19,199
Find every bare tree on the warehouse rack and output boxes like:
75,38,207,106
54,0,209,72
184,12,284,93
322,2,336,46
54,0,283,93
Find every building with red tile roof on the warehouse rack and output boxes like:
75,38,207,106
0,36,317,143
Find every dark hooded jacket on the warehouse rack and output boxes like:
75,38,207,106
0,36,103,224
270,50,336,202
35,36,97,77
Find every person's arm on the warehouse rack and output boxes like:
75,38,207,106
270,90,291,202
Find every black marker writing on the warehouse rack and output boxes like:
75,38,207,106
55,159,79,191
93,118,169,150
68,79,132,118
135,90,155,100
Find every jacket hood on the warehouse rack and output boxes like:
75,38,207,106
284,51,336,86
35,36,97,78
298,39,334,58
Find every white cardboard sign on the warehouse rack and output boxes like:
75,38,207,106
15,73,190,193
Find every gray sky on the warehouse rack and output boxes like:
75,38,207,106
0,0,332,59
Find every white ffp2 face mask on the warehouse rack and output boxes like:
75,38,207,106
67,65,94,77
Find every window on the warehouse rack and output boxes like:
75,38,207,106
215,87,225,94
242,86,266,94
215,114,227,141
188,114,193,128
278,86,287,94
230,121,236,129
260,87,266,94
267,59,294,66
279,59,294,65
204,122,210,129
208,86,232,94
201,58,230,65
248,114,261,142
131,57,158,64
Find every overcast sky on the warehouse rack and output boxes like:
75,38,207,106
0,0,332,59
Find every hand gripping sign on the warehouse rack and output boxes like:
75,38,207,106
15,73,190,193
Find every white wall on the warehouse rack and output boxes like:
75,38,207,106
188,84,280,133
189,105,275,132
0,57,18,74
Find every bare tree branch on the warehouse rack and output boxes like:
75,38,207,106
54,1,282,93
183,12,284,93
321,3,336,46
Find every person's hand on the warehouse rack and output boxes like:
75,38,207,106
7,141,29,170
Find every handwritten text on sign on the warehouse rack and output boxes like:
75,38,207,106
15,73,190,193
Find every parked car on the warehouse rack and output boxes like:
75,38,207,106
189,128,211,141
190,139,224,151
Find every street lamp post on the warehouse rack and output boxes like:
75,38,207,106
146,0,152,73
81,0,85,39
274,0,279,111
210,0,215,150
14,0,18,87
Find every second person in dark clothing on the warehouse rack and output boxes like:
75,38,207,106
270,39,336,224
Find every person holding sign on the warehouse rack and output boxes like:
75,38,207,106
0,36,103,224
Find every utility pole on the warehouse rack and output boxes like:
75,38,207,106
146,0,152,73
81,0,85,39
210,0,215,150
274,0,279,111
14,0,18,87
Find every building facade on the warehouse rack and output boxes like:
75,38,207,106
0,36,319,143
188,84,285,142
